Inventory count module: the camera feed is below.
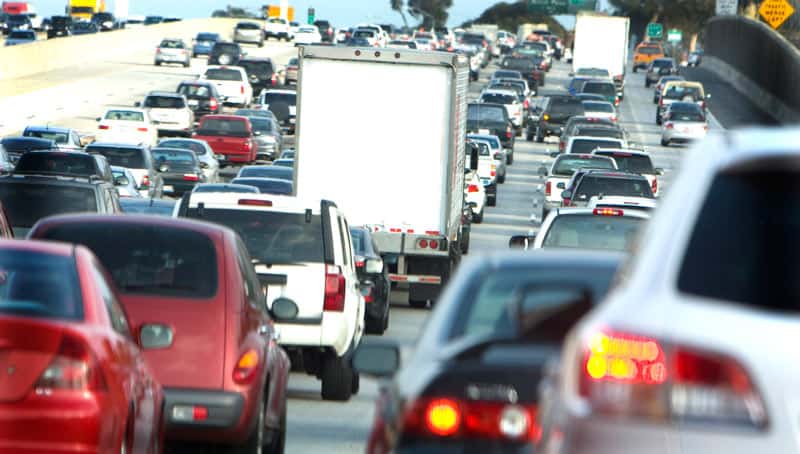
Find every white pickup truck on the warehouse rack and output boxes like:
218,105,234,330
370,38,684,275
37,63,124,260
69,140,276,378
199,66,253,107
263,17,292,41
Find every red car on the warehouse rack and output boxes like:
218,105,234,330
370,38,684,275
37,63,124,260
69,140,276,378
30,215,292,452
0,239,164,453
192,115,257,164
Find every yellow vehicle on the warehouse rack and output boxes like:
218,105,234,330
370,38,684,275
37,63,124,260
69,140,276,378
67,0,105,20
632,41,665,72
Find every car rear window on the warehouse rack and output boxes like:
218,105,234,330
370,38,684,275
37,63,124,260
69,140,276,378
583,101,614,113
237,22,260,30
23,130,68,144
582,82,616,98
238,166,293,180
152,149,197,164
196,33,218,41
652,59,673,68
15,153,95,176
548,97,584,116
638,46,662,55
231,178,292,195
159,140,206,155
144,96,185,108
159,40,184,49
354,30,374,38
0,182,97,235
177,84,212,98
184,208,324,264
543,214,644,251
239,60,274,75
39,224,218,298
669,111,705,122
0,250,83,321
87,146,146,168
575,175,654,200
664,86,701,100
249,118,272,133
2,138,54,153
268,17,285,24
595,153,655,174
574,128,624,141
553,156,615,176
678,168,800,311
197,118,250,137
468,104,506,123
262,92,297,105
481,93,516,104
104,110,144,122
205,68,243,81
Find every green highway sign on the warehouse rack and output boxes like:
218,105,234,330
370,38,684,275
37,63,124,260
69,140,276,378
647,22,663,38
528,0,596,14
667,28,683,42
307,7,315,24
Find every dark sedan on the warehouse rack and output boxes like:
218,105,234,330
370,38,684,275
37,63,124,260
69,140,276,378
152,147,205,196
351,226,391,335
230,177,292,195
236,164,293,181
354,250,622,454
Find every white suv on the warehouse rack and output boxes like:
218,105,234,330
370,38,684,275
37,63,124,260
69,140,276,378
136,91,194,137
264,17,292,41
200,66,253,107
537,128,800,453
177,192,366,401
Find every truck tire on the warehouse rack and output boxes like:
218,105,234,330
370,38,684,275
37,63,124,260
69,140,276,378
633,66,637,73
488,195,497,207
460,228,471,255
321,355,353,401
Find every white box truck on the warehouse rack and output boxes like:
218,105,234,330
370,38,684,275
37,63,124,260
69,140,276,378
294,45,470,307
572,13,630,98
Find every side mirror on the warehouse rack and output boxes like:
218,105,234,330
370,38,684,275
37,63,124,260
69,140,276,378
352,341,400,378
549,151,560,158
509,233,535,249
365,258,383,274
655,167,665,175
358,280,375,297
114,175,130,186
139,323,174,349
537,166,548,177
270,297,299,321
556,182,565,190
134,101,141,107
561,190,572,200
158,164,169,172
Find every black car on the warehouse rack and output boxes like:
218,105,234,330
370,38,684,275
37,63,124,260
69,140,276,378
208,41,243,65
91,12,117,31
1,136,56,164
531,95,585,143
71,21,98,35
259,90,297,134
645,58,677,87
144,16,163,25
236,164,293,181
0,173,120,237
466,103,514,150
5,14,31,33
119,197,176,216
230,177,292,195
501,56,545,87
13,150,113,183
238,57,277,94
314,19,334,42
353,250,623,454
151,147,205,196
176,80,223,119
0,144,12,174
47,15,72,38
350,226,391,335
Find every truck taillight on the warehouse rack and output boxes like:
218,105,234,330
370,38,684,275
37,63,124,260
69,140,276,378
402,396,540,441
35,334,107,392
323,265,345,312
545,181,551,196
651,178,658,194
577,329,767,429
240,85,245,94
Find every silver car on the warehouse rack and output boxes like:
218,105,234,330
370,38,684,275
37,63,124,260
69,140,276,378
154,38,190,67
111,166,142,198
157,138,221,183
467,134,507,183
660,102,709,146
233,21,264,47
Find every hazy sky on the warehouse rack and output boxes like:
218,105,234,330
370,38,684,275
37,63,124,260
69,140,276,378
33,0,594,28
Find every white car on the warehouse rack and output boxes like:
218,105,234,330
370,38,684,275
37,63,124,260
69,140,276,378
136,91,194,137
592,148,664,197
263,16,292,40
537,128,800,454
565,135,626,155
294,25,322,45
95,108,158,147
352,28,379,46
531,206,649,251
467,134,507,180
355,23,387,46
180,192,366,402
199,65,253,107
660,102,709,146
581,100,617,123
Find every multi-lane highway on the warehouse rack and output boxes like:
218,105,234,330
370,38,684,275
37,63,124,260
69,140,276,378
0,29,752,452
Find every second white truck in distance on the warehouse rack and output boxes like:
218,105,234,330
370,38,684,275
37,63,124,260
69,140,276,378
571,12,630,99
294,45,470,308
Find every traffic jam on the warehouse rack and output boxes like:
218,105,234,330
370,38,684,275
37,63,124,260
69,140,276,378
0,2,792,454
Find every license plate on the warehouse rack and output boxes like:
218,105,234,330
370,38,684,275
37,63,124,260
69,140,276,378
478,129,490,134
163,185,174,193
188,100,199,107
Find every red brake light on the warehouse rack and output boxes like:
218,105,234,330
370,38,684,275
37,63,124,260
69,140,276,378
559,141,565,152
665,122,674,129
593,208,624,216
141,175,150,187
240,84,245,94
323,265,345,312
614,98,620,106
651,178,658,194
238,199,272,206
467,184,479,193
183,174,199,181
545,181,551,196
355,260,365,268
35,334,107,392
233,348,260,384
98,125,109,130
418,239,428,249
209,98,218,110
429,239,439,249
137,127,149,132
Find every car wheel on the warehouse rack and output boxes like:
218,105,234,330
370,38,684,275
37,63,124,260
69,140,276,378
498,173,506,184
154,61,161,66
633,67,637,73
320,355,353,401
656,116,662,125
473,209,484,223
259,40,264,48
506,152,513,165
645,80,651,88
488,196,497,207
460,231,470,255
351,370,360,394
183,61,190,68
264,402,286,454
230,397,265,453
661,138,669,146
535,127,544,143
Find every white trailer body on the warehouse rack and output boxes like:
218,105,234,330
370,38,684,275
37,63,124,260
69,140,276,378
572,13,630,96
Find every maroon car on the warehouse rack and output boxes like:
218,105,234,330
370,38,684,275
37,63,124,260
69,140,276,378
30,215,292,452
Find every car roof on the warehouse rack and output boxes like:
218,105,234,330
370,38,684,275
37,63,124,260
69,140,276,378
33,213,230,238
553,206,651,219
186,192,325,214
0,238,75,257
199,114,249,121
86,141,148,149
23,125,73,133
263,89,297,95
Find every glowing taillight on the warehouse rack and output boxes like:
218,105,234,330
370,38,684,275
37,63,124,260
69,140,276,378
524,99,529,109
543,113,550,121
614,98,620,106
209,98,218,110
651,178,658,194
137,127,148,132
233,349,259,384
323,265,345,312
98,125,109,130
593,208,624,216
238,199,272,206
183,174,199,181
240,85,245,94
141,175,150,187
559,141,565,152
665,123,674,129
545,181,551,196
467,184,479,193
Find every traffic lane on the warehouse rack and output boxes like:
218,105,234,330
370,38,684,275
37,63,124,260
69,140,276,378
285,306,427,454
0,40,296,136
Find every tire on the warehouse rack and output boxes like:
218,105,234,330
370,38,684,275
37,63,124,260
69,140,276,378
661,138,669,147
506,152,513,165
259,40,264,48
320,355,353,401
154,61,161,66
488,196,497,207
633,66,638,73
409,299,428,309
183,61,190,68
535,127,544,143
192,52,197,58
656,116,662,126
460,230,470,255
498,173,506,184
473,209,484,224
230,397,265,453
351,370,360,395
264,403,286,454
645,80,651,88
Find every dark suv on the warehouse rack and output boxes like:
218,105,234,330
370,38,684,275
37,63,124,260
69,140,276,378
209,41,244,65
47,15,72,38
350,226,391,335
531,95,585,143
238,57,277,95
314,19,334,42
645,58,677,87
13,150,113,183
85,142,164,198
91,12,117,31
466,103,514,150
176,80,223,119
0,136,56,164
0,174,120,237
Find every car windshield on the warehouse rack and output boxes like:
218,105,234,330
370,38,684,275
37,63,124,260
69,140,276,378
553,156,616,176
571,139,623,154
104,110,144,122
481,93,515,104
184,208,324,264
159,40,184,49
542,214,644,251
468,105,506,122
144,96,185,108
583,102,614,113
0,250,83,321
205,68,243,81
638,46,662,55
159,140,207,155
575,175,654,200
15,154,95,176
196,33,218,41
448,263,619,340
24,130,68,143
39,224,218,298
595,153,655,173
582,82,616,98
87,146,146,168
197,119,250,137
231,178,292,195
178,84,211,97
0,182,97,235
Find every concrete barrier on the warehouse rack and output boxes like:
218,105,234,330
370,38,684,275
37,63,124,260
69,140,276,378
704,16,800,124
0,18,241,80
